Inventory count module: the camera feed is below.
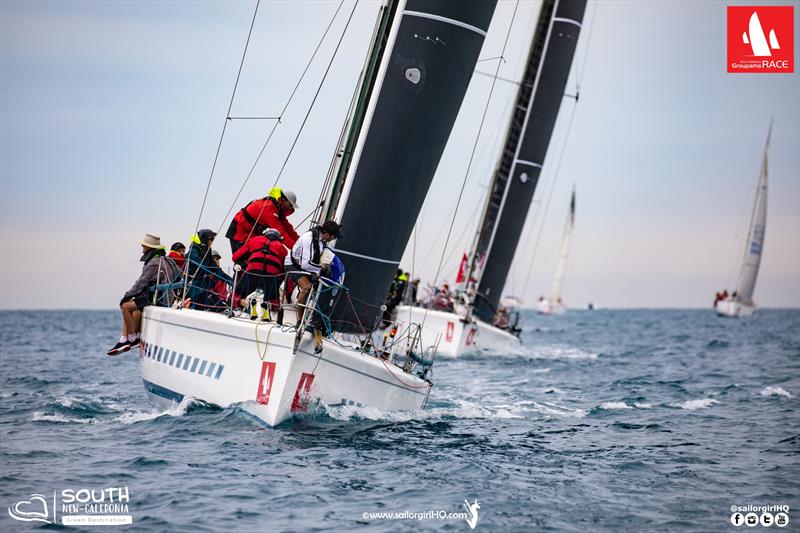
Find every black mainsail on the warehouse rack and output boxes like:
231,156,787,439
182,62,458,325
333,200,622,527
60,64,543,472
328,0,498,333
470,0,586,323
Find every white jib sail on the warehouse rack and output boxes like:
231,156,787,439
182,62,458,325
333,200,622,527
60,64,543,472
735,124,770,305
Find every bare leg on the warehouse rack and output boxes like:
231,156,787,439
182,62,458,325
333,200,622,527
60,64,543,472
132,309,142,335
296,276,312,308
121,301,138,336
119,308,129,338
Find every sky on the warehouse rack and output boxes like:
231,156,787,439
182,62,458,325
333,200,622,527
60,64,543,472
1,0,798,309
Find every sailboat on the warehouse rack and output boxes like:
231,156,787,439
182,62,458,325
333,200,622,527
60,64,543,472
395,0,587,357
138,0,498,426
715,124,770,318
537,188,575,315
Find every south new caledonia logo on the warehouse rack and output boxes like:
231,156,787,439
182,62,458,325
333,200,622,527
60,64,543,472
728,5,794,73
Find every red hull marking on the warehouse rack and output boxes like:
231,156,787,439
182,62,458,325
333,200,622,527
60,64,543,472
465,327,476,346
291,373,315,412
256,361,277,405
445,321,455,342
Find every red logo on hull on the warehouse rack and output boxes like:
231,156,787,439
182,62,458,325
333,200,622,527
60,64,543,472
445,322,454,342
291,372,315,412
465,327,476,346
256,362,277,405
728,6,794,73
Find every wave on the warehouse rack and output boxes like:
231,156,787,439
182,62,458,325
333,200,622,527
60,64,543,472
760,386,792,398
309,397,587,423
32,412,94,424
115,397,201,425
496,344,598,360
598,402,634,410
672,398,719,410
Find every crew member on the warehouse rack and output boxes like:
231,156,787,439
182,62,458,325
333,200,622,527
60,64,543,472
285,220,343,352
107,233,181,355
232,228,288,320
168,242,186,270
226,187,300,256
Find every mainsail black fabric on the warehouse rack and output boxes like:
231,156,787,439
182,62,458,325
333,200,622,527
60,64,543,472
331,0,497,333
473,0,586,323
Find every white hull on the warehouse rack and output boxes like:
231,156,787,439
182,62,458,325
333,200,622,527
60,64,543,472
139,307,431,426
715,299,755,318
536,299,566,315
394,305,519,358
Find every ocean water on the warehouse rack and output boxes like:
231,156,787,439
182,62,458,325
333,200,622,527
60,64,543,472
1,309,798,532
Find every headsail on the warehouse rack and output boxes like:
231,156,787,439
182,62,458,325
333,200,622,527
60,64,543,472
470,0,587,323
328,0,498,333
549,187,575,303
735,123,770,305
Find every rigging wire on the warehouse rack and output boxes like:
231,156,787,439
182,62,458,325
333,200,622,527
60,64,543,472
233,0,360,250
416,93,515,275
190,0,261,240
214,0,349,240
182,0,261,301
419,1,522,330
518,0,598,303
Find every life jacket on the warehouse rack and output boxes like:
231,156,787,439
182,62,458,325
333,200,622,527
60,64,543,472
247,238,285,275
239,197,275,232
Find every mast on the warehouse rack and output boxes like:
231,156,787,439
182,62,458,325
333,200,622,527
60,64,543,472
328,0,499,333
549,187,575,303
471,0,586,323
320,1,401,222
735,123,771,304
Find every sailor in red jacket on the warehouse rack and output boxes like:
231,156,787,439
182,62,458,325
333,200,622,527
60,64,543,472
226,187,299,256
167,242,186,270
232,228,288,316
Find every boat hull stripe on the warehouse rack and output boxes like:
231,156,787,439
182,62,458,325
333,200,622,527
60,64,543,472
143,379,184,403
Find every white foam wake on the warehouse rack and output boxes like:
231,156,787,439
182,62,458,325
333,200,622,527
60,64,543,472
599,402,633,410
672,398,719,410
760,386,792,398
32,412,93,424
320,397,587,423
115,397,199,424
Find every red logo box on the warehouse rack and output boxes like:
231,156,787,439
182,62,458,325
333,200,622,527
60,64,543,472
728,6,794,73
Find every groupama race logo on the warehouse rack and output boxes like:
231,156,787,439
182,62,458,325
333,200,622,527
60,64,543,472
728,6,794,73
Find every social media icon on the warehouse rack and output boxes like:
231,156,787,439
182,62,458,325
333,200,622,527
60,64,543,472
775,512,789,527
731,513,744,526
761,512,774,527
745,513,759,527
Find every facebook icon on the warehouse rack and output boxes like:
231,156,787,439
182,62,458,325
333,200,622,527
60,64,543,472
731,513,744,526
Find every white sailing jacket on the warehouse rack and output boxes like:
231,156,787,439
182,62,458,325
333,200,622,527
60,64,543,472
285,230,326,275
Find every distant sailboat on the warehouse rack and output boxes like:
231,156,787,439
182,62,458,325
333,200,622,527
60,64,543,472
715,123,770,318
395,0,587,357
537,188,575,315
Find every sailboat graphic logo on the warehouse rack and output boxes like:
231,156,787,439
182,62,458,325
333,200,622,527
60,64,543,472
742,12,780,56
727,6,794,73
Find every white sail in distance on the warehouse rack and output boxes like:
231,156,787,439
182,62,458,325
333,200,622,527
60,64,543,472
734,124,770,305
549,188,576,303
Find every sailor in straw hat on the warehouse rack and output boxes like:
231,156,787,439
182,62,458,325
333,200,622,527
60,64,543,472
107,233,181,356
